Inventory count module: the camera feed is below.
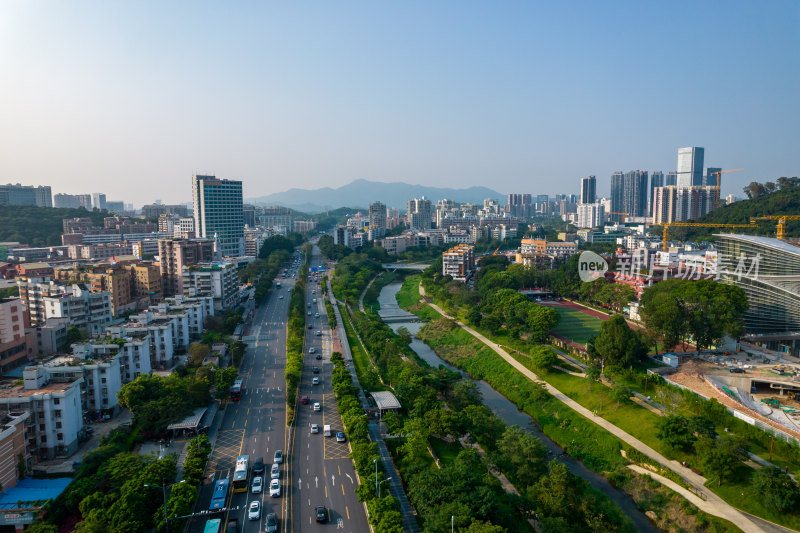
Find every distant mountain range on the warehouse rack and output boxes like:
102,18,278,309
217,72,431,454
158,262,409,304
245,179,504,212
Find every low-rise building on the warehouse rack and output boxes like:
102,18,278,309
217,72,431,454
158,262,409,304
0,367,83,460
43,284,112,335
28,317,70,356
81,330,152,382
162,295,214,337
0,297,31,374
38,353,122,417
113,314,175,370
0,412,32,489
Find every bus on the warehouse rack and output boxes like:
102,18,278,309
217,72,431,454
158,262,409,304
230,379,243,401
209,477,229,513
232,454,249,493
203,518,222,533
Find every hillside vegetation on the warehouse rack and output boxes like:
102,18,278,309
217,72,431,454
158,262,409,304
0,206,111,247
658,178,800,242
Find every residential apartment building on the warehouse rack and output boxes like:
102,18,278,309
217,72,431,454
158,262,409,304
181,262,238,311
368,201,387,238
163,295,214,337
82,330,152,382
0,367,83,460
520,239,578,258
0,298,31,374
158,239,216,297
110,314,175,369
192,174,244,257
442,245,476,282
506,194,533,219
652,186,719,224
576,203,605,229
650,171,664,216
376,235,409,255
128,261,162,304
0,412,32,489
43,284,113,335
244,227,271,257
28,318,69,357
406,197,433,230
131,309,190,353
292,220,316,233
53,194,81,208
0,184,52,207
256,206,293,233
38,354,122,416
141,204,190,219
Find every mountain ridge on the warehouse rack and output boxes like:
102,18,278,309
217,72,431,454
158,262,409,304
246,179,504,212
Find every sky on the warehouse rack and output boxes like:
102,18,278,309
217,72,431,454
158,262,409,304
1,1,798,206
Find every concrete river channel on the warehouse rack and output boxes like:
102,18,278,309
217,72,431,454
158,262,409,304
376,282,658,533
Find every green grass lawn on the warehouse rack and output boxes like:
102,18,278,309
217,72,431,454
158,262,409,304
338,304,387,392
548,305,605,344
396,276,440,321
429,437,462,467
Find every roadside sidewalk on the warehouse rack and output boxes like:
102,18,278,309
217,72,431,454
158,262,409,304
418,282,765,533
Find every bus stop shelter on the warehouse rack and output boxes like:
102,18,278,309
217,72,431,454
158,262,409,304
167,407,209,438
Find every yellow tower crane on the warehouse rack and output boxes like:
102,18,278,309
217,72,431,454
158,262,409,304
709,168,744,209
750,215,800,240
662,222,758,251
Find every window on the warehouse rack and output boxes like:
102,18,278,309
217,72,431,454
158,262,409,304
54,398,60,405
56,422,62,429
57,433,63,441
39,424,45,431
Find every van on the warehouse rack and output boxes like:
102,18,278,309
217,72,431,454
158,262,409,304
323,424,332,437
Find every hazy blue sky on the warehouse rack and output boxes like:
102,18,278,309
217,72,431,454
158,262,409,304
1,1,798,206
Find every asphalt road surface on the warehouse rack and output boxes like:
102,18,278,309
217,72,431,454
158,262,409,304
287,246,369,532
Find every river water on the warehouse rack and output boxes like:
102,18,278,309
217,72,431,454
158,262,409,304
376,282,658,533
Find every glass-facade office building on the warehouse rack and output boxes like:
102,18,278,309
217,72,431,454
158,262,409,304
677,146,704,188
716,234,800,333
192,175,244,257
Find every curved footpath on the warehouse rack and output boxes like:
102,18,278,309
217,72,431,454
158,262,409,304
418,283,766,533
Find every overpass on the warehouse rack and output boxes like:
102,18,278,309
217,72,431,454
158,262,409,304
381,263,430,271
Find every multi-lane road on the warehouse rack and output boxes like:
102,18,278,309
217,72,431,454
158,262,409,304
189,246,367,532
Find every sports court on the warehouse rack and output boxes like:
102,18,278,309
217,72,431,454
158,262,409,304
540,301,605,345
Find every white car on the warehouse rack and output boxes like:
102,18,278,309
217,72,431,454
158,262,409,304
308,347,316,354
248,500,261,520
271,463,280,479
279,295,283,299
251,476,263,494
274,449,283,464
313,402,321,412
311,423,319,434
312,377,320,385
269,479,281,497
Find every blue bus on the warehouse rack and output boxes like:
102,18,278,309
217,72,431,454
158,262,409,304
203,518,222,533
209,477,229,513
232,455,249,493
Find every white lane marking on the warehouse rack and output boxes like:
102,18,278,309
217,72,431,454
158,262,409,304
315,476,318,488
331,474,335,486
345,473,353,484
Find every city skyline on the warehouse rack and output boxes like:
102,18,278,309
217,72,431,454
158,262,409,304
1,1,798,205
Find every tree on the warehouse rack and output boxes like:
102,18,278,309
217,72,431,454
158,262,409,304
496,425,548,487
187,343,210,367
449,380,483,411
400,417,431,468
751,466,800,512
695,437,739,486
464,519,506,533
656,415,696,451
214,366,238,400
585,364,601,391
531,347,558,371
395,326,412,347
611,384,631,410
639,283,686,351
66,326,84,347
592,315,647,370
743,181,767,199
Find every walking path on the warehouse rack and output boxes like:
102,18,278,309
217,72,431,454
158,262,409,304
328,270,421,533
418,283,765,533
358,275,378,313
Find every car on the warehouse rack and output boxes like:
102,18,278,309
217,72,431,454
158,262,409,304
301,395,309,404
308,347,316,354
253,456,265,475
316,506,328,523
248,500,261,521
274,449,283,464
312,367,320,374
315,353,322,360
312,290,315,294
251,476,263,493
269,479,281,497
315,330,322,336
266,512,278,533
279,295,283,299
729,368,746,374
271,463,280,479
308,324,313,329
315,313,320,318
308,311,312,316
312,377,320,385
313,402,321,411
336,431,346,442
312,298,317,303
311,423,319,433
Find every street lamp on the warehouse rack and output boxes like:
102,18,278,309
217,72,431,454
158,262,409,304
144,480,185,533
378,477,392,499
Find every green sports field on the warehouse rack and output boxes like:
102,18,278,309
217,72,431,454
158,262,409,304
548,305,605,344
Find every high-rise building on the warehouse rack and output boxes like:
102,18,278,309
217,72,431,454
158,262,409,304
624,170,649,218
257,206,292,233
54,193,81,208
0,184,52,207
506,193,532,219
580,176,596,204
609,171,625,223
158,239,216,297
677,147,704,188
652,186,718,224
665,172,678,186
0,297,31,374
192,175,244,257
576,203,605,229
703,167,722,188
406,197,433,230
650,171,664,216
92,193,107,210
368,201,387,238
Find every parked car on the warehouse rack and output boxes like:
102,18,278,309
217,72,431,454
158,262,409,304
251,476,263,494
248,500,261,521
269,479,281,497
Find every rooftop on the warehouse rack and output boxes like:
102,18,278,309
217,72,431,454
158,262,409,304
371,390,401,411
0,380,80,399
715,233,800,256
0,477,72,511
